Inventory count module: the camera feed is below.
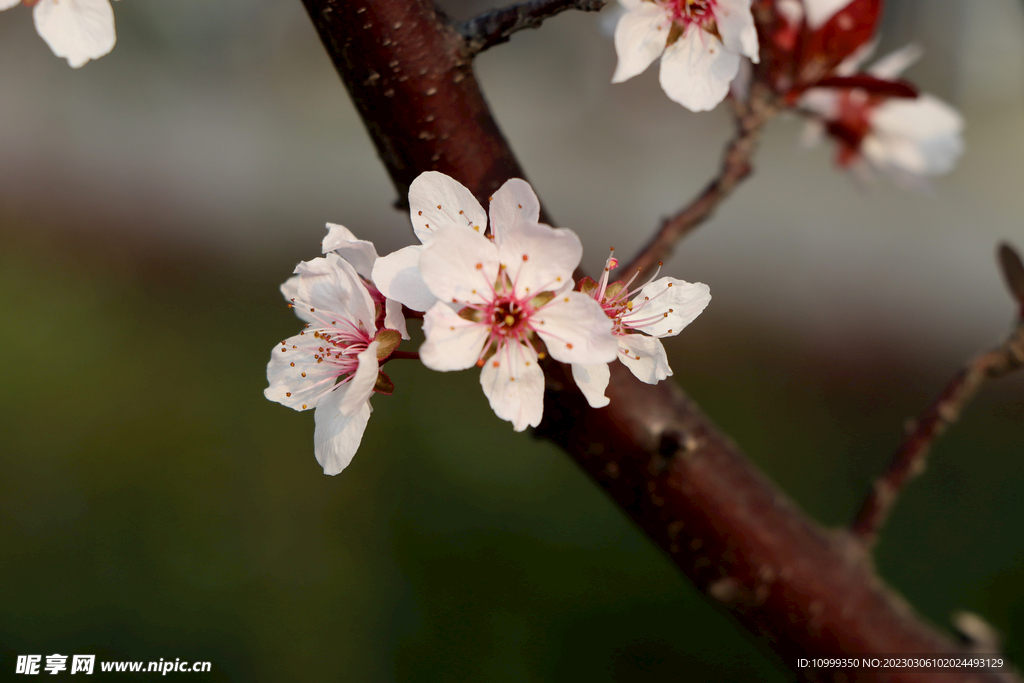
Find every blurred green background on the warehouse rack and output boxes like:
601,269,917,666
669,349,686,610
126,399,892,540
1,0,1023,680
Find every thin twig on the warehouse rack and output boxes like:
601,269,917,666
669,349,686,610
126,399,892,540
851,246,1024,546
457,0,606,57
624,85,778,276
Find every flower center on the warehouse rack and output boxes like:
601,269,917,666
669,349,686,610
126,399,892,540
490,296,530,338
283,296,375,404
662,0,716,28
601,297,632,334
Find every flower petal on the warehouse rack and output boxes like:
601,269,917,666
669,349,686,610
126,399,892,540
372,244,438,312
408,171,487,244
659,27,739,112
835,37,878,76
294,253,377,334
280,274,317,324
498,220,581,298
488,178,540,247
264,332,342,411
322,223,378,279
419,224,500,306
479,342,544,432
338,341,380,415
313,388,372,476
802,0,850,30
867,44,922,80
533,292,618,365
571,362,611,408
714,0,759,62
420,303,491,371
775,0,803,26
0,0,21,11
622,278,711,338
866,94,964,176
33,0,115,68
617,334,672,383
611,1,669,83
384,298,409,340
799,87,840,120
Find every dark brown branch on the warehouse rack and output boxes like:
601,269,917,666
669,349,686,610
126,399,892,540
456,0,606,57
300,1,1020,679
852,247,1024,546
625,86,777,276
387,350,422,361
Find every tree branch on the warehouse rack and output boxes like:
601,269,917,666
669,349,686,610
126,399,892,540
456,0,607,57
300,0,1020,679
851,247,1024,545
624,85,777,276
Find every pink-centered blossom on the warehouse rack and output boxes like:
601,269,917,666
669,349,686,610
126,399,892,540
394,174,617,431
611,0,759,111
800,44,964,189
1,0,118,68
372,171,540,315
571,250,711,408
265,243,404,476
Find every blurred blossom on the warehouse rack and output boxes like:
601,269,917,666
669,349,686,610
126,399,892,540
1,0,118,68
799,44,964,189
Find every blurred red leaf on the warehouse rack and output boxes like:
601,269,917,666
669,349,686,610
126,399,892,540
814,74,918,98
795,0,883,87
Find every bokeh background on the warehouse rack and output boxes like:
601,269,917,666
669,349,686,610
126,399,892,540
1,0,1022,679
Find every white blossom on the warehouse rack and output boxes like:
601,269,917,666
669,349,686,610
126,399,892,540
391,173,616,431
571,251,711,408
611,0,759,112
265,251,402,475
322,222,408,339
799,44,964,189
372,171,541,316
1,0,118,68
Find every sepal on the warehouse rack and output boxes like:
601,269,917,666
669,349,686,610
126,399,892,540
373,371,395,396
373,329,402,360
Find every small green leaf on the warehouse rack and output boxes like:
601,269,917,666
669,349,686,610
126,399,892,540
374,329,402,360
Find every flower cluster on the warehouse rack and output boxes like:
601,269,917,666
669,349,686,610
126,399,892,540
765,1,964,187
798,43,963,189
265,173,710,474
1,0,119,68
610,0,965,185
